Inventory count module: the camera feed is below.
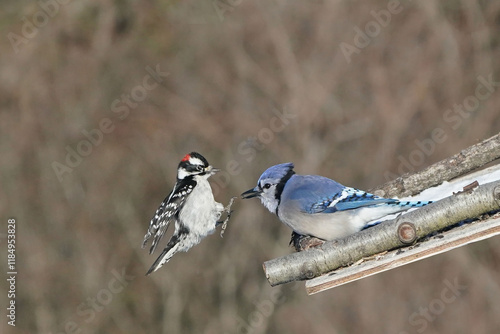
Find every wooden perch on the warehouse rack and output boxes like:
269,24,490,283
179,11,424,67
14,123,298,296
371,131,500,198
263,180,500,287
305,214,500,294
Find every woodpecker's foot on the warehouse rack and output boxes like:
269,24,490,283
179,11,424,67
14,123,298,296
290,231,325,252
219,197,236,238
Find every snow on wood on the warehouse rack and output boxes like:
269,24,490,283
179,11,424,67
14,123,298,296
366,162,500,226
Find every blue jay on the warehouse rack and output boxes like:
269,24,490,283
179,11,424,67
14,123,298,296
241,163,431,242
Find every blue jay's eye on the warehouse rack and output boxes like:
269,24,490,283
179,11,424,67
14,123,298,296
263,183,271,189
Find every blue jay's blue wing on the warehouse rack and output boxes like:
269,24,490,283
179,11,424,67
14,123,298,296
284,175,431,215
308,187,398,214
284,175,345,214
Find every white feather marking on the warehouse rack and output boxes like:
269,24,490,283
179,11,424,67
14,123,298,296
189,157,204,166
327,188,351,208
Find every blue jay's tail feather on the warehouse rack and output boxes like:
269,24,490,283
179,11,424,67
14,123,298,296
361,199,433,230
319,187,432,213
395,200,433,208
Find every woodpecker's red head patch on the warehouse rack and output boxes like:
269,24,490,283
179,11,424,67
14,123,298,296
179,152,209,168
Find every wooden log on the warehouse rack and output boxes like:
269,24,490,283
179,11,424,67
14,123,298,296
305,215,500,294
370,131,500,198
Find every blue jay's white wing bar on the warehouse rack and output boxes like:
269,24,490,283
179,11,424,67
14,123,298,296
263,179,500,287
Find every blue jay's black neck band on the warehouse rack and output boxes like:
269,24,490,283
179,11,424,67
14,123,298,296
275,169,295,215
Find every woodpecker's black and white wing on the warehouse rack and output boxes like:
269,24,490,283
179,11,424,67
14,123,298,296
141,178,196,254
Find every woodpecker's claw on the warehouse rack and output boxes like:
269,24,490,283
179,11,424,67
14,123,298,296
219,197,236,238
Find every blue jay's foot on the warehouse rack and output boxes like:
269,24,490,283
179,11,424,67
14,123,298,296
219,197,237,238
290,231,325,252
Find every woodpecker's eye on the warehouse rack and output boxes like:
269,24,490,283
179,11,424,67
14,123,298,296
263,183,271,189
196,165,203,171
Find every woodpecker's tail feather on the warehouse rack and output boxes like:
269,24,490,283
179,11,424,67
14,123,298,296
145,240,181,275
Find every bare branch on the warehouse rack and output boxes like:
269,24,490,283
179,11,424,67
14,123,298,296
370,132,500,198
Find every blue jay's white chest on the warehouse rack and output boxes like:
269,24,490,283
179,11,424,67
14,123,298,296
179,177,223,238
277,202,402,240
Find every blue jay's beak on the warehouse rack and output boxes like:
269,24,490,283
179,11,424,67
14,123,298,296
241,187,262,199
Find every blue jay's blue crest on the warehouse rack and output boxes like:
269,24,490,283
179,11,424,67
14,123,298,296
242,163,432,241
258,162,295,184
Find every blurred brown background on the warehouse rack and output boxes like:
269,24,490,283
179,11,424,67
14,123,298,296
1,0,500,333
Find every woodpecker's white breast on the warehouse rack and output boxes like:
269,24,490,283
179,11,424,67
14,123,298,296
178,177,223,240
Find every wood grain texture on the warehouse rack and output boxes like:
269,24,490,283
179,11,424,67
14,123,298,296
305,215,500,295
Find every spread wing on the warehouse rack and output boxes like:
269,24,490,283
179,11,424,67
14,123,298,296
141,178,196,254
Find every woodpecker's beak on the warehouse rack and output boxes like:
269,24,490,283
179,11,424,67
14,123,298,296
241,187,262,199
206,166,220,175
